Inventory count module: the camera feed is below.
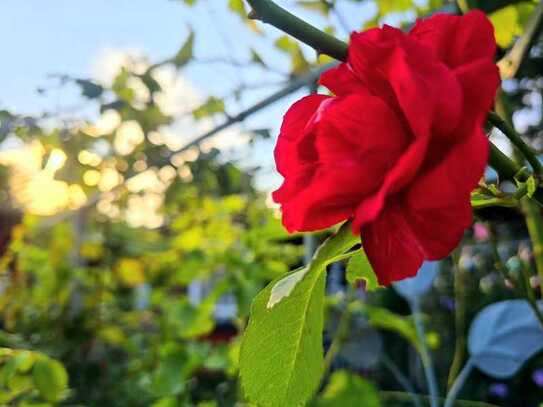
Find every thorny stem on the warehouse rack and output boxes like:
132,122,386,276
322,301,351,372
522,197,543,300
444,358,475,407
517,243,543,328
246,0,348,60
381,390,499,407
493,90,543,327
488,111,543,177
490,223,543,325
381,355,423,407
245,0,543,208
495,91,543,325
498,0,543,80
491,233,515,287
411,299,440,407
447,251,467,390
488,225,543,328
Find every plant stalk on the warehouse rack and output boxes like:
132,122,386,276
488,111,543,176
411,299,440,407
322,303,351,372
522,197,543,300
381,355,423,407
381,390,499,407
447,252,467,389
517,247,543,328
246,0,348,60
444,358,474,407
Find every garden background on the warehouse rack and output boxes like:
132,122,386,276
0,0,542,406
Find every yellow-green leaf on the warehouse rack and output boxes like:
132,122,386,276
32,358,68,402
491,5,522,48
346,251,381,291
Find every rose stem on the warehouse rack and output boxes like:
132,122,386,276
487,111,543,177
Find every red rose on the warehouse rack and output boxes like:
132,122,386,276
272,11,500,285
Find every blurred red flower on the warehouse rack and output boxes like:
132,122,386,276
272,10,500,284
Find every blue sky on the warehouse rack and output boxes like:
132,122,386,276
0,0,374,189
0,0,376,112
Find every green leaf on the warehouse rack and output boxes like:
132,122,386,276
377,0,413,14
250,128,271,141
1,351,34,386
268,222,357,308
151,398,178,407
75,79,104,99
346,251,381,291
151,346,186,397
0,110,15,142
527,175,536,197
315,370,381,407
296,0,330,15
363,306,422,354
517,2,537,27
139,71,162,95
120,103,171,131
228,0,263,34
7,373,33,394
228,0,246,16
274,35,298,54
491,5,522,48
112,68,135,103
193,97,225,120
250,49,266,67
32,357,68,402
470,195,516,209
274,36,310,75
172,30,194,68
164,280,228,340
267,266,308,309
240,268,326,407
240,222,357,407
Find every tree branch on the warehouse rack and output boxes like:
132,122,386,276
246,0,348,60
488,111,543,176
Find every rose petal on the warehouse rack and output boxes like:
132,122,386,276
315,92,408,164
404,125,488,259
362,126,486,284
349,25,462,139
410,10,496,68
352,133,430,230
347,25,404,109
361,203,425,285
274,94,330,177
454,59,500,126
319,63,366,96
274,92,409,233
276,163,376,232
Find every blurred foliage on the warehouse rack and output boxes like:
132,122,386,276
0,154,302,405
0,0,542,406
0,348,68,404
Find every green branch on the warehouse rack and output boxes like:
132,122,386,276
522,197,543,300
497,0,543,79
473,0,528,14
488,142,522,179
447,251,468,389
246,0,348,60
488,111,543,176
322,301,351,372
